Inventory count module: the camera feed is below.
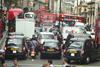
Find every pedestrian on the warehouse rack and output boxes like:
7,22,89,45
42,63,50,67
12,58,19,67
57,33,63,45
8,9,16,32
62,59,70,67
48,60,54,67
65,33,73,48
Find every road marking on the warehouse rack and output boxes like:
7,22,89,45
8,63,90,67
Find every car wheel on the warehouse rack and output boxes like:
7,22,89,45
57,53,62,59
22,53,28,60
25,54,28,59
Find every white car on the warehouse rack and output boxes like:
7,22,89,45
37,32,55,44
8,32,24,39
62,27,85,39
86,29,95,39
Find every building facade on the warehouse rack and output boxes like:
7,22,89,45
62,0,74,14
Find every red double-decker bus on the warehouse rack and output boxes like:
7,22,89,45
95,5,100,48
58,14,86,26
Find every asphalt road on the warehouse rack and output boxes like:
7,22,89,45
1,31,100,67
5,57,100,67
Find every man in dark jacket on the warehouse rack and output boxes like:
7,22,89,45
65,33,73,48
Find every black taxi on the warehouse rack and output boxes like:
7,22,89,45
40,39,61,59
5,35,28,60
64,38,97,64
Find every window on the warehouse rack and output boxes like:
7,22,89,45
98,13,100,19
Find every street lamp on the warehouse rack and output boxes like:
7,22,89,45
59,0,61,29
1,0,2,10
0,0,2,18
48,0,50,11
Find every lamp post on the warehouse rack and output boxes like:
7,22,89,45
59,0,61,29
1,0,2,10
48,0,50,11
0,0,2,18
77,0,78,15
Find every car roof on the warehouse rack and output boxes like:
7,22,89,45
43,39,58,43
7,38,23,44
70,37,90,42
40,32,54,35
8,36,24,39
8,32,24,35
70,33,90,38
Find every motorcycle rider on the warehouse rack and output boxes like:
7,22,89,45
30,35,39,61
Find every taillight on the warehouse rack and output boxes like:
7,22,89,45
42,47,45,51
4,47,6,50
63,49,67,57
23,47,25,51
55,47,59,51
81,49,84,55
31,51,35,54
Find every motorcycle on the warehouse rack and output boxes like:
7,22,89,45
30,48,36,60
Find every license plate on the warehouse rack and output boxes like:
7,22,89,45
13,51,16,53
69,49,77,53
47,49,54,51
11,48,17,51
31,53,35,56
71,53,75,56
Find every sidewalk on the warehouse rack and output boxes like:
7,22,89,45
0,31,7,49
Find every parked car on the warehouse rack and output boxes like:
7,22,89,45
64,38,97,64
5,36,28,60
40,39,61,59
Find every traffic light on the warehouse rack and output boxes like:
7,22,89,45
60,14,64,21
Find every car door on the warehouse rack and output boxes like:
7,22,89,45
90,39,98,60
85,39,97,61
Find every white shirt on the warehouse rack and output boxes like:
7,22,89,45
62,63,70,67
50,64,54,67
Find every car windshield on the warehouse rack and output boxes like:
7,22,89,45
7,43,17,46
7,38,22,47
42,34,54,39
44,42,58,48
68,41,83,49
